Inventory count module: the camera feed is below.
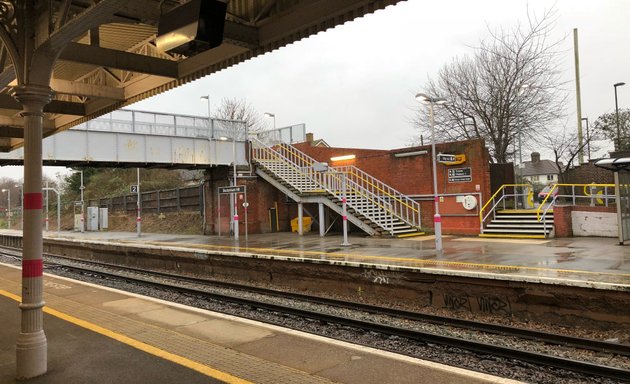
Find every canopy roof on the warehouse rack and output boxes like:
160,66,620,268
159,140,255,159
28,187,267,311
0,0,401,152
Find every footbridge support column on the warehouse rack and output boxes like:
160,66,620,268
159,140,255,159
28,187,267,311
318,203,325,236
12,84,54,379
298,203,304,235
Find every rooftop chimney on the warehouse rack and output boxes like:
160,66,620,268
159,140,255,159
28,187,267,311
306,132,314,144
531,152,540,163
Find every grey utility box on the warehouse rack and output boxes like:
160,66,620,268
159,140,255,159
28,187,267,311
99,208,108,229
86,206,99,231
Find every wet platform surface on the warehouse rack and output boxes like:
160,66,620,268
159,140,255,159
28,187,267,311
0,263,517,384
30,230,630,288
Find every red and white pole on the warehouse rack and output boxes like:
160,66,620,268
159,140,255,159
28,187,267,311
13,84,53,379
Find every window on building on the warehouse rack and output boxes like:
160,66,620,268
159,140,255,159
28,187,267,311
532,175,539,181
547,174,554,181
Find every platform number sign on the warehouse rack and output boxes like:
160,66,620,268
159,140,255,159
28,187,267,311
130,185,138,193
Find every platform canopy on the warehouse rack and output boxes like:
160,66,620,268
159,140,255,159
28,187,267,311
0,0,402,152
594,157,630,172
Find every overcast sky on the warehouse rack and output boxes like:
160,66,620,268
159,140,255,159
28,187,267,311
2,0,629,181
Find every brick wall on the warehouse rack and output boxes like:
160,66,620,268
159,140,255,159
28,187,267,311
564,159,614,185
205,168,290,236
553,205,617,237
294,139,492,235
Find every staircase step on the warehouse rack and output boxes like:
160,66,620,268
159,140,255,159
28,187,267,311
396,231,426,238
482,228,551,234
490,219,554,224
487,224,552,229
479,233,547,239
495,214,552,219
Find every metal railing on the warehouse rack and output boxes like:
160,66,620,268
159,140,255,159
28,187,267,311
73,109,247,140
335,166,422,229
250,138,321,193
251,139,422,233
479,184,532,232
536,183,616,222
253,124,306,145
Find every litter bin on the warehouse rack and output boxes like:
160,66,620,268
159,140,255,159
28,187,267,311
291,216,312,232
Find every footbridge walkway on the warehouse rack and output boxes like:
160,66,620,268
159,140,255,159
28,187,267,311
0,110,249,169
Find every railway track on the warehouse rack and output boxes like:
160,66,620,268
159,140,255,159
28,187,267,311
2,247,629,382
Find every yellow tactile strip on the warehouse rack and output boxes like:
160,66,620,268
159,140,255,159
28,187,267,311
0,274,332,384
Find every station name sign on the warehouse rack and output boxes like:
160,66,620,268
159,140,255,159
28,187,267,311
437,153,466,165
218,186,245,194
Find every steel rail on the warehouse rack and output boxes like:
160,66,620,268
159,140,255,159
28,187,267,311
47,258,630,382
2,247,628,380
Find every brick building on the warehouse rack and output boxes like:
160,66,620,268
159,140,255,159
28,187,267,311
203,138,492,236
293,138,492,235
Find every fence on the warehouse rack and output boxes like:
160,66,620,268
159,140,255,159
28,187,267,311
87,185,204,215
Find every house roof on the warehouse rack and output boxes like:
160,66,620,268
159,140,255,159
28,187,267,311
311,139,330,148
521,159,561,177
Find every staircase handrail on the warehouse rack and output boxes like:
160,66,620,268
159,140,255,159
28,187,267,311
275,144,421,229
252,139,421,232
479,184,531,227
273,145,403,230
333,166,422,228
536,183,616,222
250,138,321,192
317,168,404,232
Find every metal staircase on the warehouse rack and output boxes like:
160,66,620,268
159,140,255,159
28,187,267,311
479,184,554,239
480,209,554,239
251,138,424,237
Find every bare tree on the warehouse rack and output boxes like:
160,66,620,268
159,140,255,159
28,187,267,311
212,97,265,140
538,123,601,184
413,8,567,163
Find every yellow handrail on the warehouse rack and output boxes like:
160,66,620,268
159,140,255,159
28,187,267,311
535,183,615,221
479,184,531,224
346,168,420,213
282,143,419,214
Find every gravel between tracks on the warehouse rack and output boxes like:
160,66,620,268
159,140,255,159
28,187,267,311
1,254,628,383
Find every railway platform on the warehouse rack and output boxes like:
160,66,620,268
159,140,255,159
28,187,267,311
32,229,630,287
0,263,518,384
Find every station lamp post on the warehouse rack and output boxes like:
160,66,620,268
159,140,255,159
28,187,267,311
581,117,590,160
264,112,276,129
75,171,84,233
219,135,239,240
200,95,213,138
614,82,626,150
415,93,447,252
14,184,22,230
2,188,10,229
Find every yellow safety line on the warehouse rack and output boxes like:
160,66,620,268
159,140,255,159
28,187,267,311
143,241,630,278
0,289,253,384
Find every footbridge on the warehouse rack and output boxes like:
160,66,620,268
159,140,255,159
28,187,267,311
0,110,249,169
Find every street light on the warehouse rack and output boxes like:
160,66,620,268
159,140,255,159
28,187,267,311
14,184,22,230
415,92,447,252
2,188,10,229
614,82,626,150
219,135,239,240
517,84,530,172
264,112,276,129
581,117,590,160
71,171,84,232
200,95,213,138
